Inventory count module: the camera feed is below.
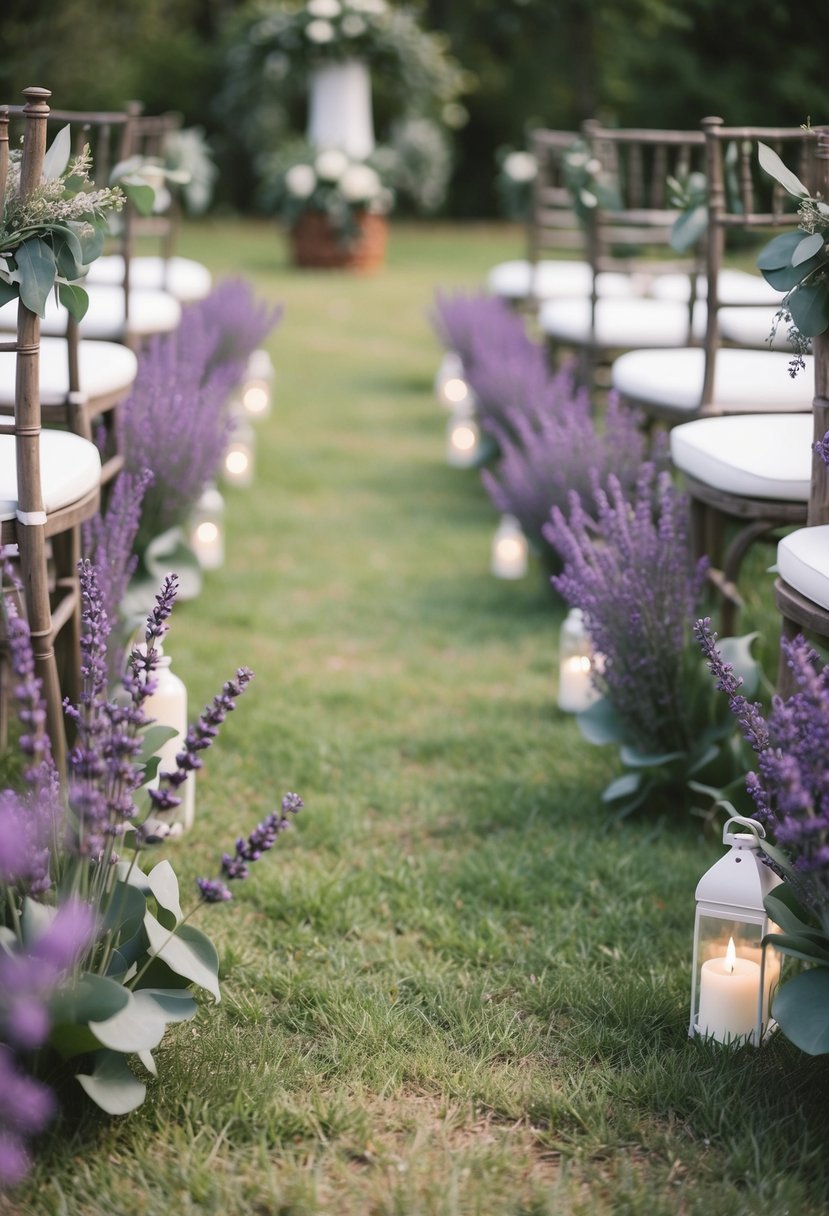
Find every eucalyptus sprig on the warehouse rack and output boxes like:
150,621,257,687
0,125,125,321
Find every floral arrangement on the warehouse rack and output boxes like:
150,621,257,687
220,0,469,217
494,146,538,222
756,138,829,374
481,367,657,569
545,466,760,816
259,140,393,243
0,124,124,320
561,136,621,224
697,621,829,1055
0,559,303,1185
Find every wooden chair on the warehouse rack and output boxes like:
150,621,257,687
661,124,827,633
486,128,644,309
0,88,104,774
537,122,709,387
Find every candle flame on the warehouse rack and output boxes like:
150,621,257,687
725,936,737,974
443,377,469,404
451,423,477,452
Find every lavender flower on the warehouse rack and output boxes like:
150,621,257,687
696,620,829,928
0,1049,55,1188
185,278,283,382
482,365,660,565
815,429,829,466
197,792,304,903
546,466,708,755
430,289,530,370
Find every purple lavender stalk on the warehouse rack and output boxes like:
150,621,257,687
184,278,283,381
430,289,530,370
196,792,304,903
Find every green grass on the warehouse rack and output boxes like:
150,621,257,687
14,221,829,1216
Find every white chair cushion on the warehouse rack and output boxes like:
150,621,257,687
718,306,800,352
0,430,101,520
487,259,640,302
650,269,784,307
670,413,812,501
0,284,181,340
0,338,137,408
85,255,213,303
778,526,829,611
538,297,706,348
612,347,814,414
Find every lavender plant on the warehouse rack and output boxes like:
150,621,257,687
430,289,530,372
696,621,829,1054
184,277,283,384
0,558,304,1184
545,466,760,815
480,362,658,566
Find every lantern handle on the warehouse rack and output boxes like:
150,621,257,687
722,815,765,846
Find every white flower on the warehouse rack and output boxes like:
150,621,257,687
341,13,367,36
307,0,341,16
348,0,386,13
338,163,381,202
306,18,335,43
503,151,537,183
315,148,349,181
585,158,602,175
285,163,317,198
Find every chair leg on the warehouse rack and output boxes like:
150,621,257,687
51,526,82,717
18,526,67,778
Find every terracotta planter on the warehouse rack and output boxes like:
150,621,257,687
289,211,388,271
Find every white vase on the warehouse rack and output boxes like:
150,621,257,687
307,58,375,160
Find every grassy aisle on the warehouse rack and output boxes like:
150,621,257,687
20,222,829,1216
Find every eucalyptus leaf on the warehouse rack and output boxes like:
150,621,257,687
576,696,629,746
139,724,179,765
15,238,57,316
764,884,823,936
618,745,684,769
601,771,642,802
76,1050,147,1114
792,232,826,266
762,932,829,965
147,859,184,924
0,280,17,309
137,1049,158,1078
90,986,196,1052
773,966,829,1054
686,742,722,776
143,913,221,1001
757,141,809,199
756,229,810,271
670,205,707,253
120,180,157,217
57,282,89,321
759,840,799,882
787,278,829,337
42,125,72,182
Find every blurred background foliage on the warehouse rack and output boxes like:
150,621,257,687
3,0,829,217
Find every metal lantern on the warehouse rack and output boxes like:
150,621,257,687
188,484,225,571
435,350,474,411
491,514,528,580
557,607,600,713
240,349,275,420
689,815,783,1047
223,414,256,488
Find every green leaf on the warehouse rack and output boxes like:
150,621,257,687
601,771,642,802
756,229,810,271
51,223,86,279
792,232,826,266
76,1050,146,1114
670,205,707,253
576,696,628,746
773,967,829,1054
764,885,825,940
686,742,722,776
763,932,829,966
0,279,17,309
757,141,809,199
90,986,196,1052
48,973,131,1058
137,1049,157,1078
759,840,798,882
15,238,57,316
143,913,221,1002
42,125,72,182
57,282,89,321
102,879,147,939
78,222,106,267
139,724,179,765
788,278,829,337
21,896,56,946
120,180,157,217
618,744,684,768
147,859,183,925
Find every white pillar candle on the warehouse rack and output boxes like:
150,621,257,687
557,654,598,713
491,516,528,579
697,937,761,1044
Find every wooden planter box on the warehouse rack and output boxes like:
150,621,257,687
289,211,388,272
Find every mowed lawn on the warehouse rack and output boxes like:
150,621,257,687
16,220,829,1216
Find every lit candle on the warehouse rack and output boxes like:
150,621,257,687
491,515,528,579
446,415,481,468
223,418,255,488
557,654,599,713
241,349,275,419
188,486,225,571
697,937,761,1044
435,351,474,410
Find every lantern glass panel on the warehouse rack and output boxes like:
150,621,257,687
691,912,781,1045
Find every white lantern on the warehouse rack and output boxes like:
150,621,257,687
187,484,225,571
143,643,195,833
222,415,255,488
491,514,528,579
689,816,783,1047
240,349,275,420
435,350,475,411
446,413,482,468
557,607,600,713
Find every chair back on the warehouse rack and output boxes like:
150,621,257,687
701,118,823,407
527,129,584,264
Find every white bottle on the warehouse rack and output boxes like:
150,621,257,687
143,642,195,831
557,607,600,714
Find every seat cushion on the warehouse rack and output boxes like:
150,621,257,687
0,284,181,340
0,337,138,408
670,413,813,501
718,306,801,353
0,430,101,520
538,296,706,348
487,259,640,302
778,526,829,611
85,255,213,303
650,269,784,307
612,347,814,414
